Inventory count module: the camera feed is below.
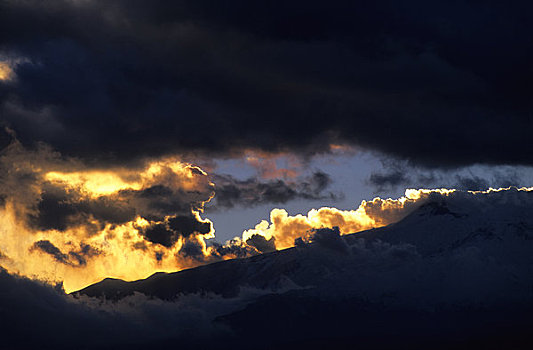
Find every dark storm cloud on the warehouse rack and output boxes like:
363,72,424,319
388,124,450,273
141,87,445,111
1,1,532,167
25,162,214,234
177,235,258,261
125,185,208,221
245,234,276,253
210,239,259,259
294,227,349,253
210,171,338,209
141,215,212,248
178,238,205,259
142,223,178,248
30,240,98,267
30,183,136,232
168,215,211,236
29,181,212,234
31,240,70,264
368,170,409,192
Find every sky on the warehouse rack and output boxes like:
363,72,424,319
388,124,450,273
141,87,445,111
0,0,532,292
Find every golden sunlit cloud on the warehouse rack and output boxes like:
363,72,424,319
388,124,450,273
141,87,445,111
0,61,14,81
45,171,143,197
0,141,233,292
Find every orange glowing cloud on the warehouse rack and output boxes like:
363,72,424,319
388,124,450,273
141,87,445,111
0,140,231,292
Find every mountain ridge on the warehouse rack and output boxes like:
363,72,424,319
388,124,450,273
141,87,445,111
75,189,533,304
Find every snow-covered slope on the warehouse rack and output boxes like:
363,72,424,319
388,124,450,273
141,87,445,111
70,189,533,349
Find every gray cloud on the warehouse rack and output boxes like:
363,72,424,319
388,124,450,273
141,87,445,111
141,216,212,248
368,159,532,193
210,171,339,209
368,170,410,192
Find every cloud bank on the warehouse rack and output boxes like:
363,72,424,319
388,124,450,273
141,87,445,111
1,0,532,167
209,171,338,209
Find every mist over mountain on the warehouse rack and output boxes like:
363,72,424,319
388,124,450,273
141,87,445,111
0,188,531,349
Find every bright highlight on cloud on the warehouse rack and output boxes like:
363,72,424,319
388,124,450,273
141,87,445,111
242,189,455,250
